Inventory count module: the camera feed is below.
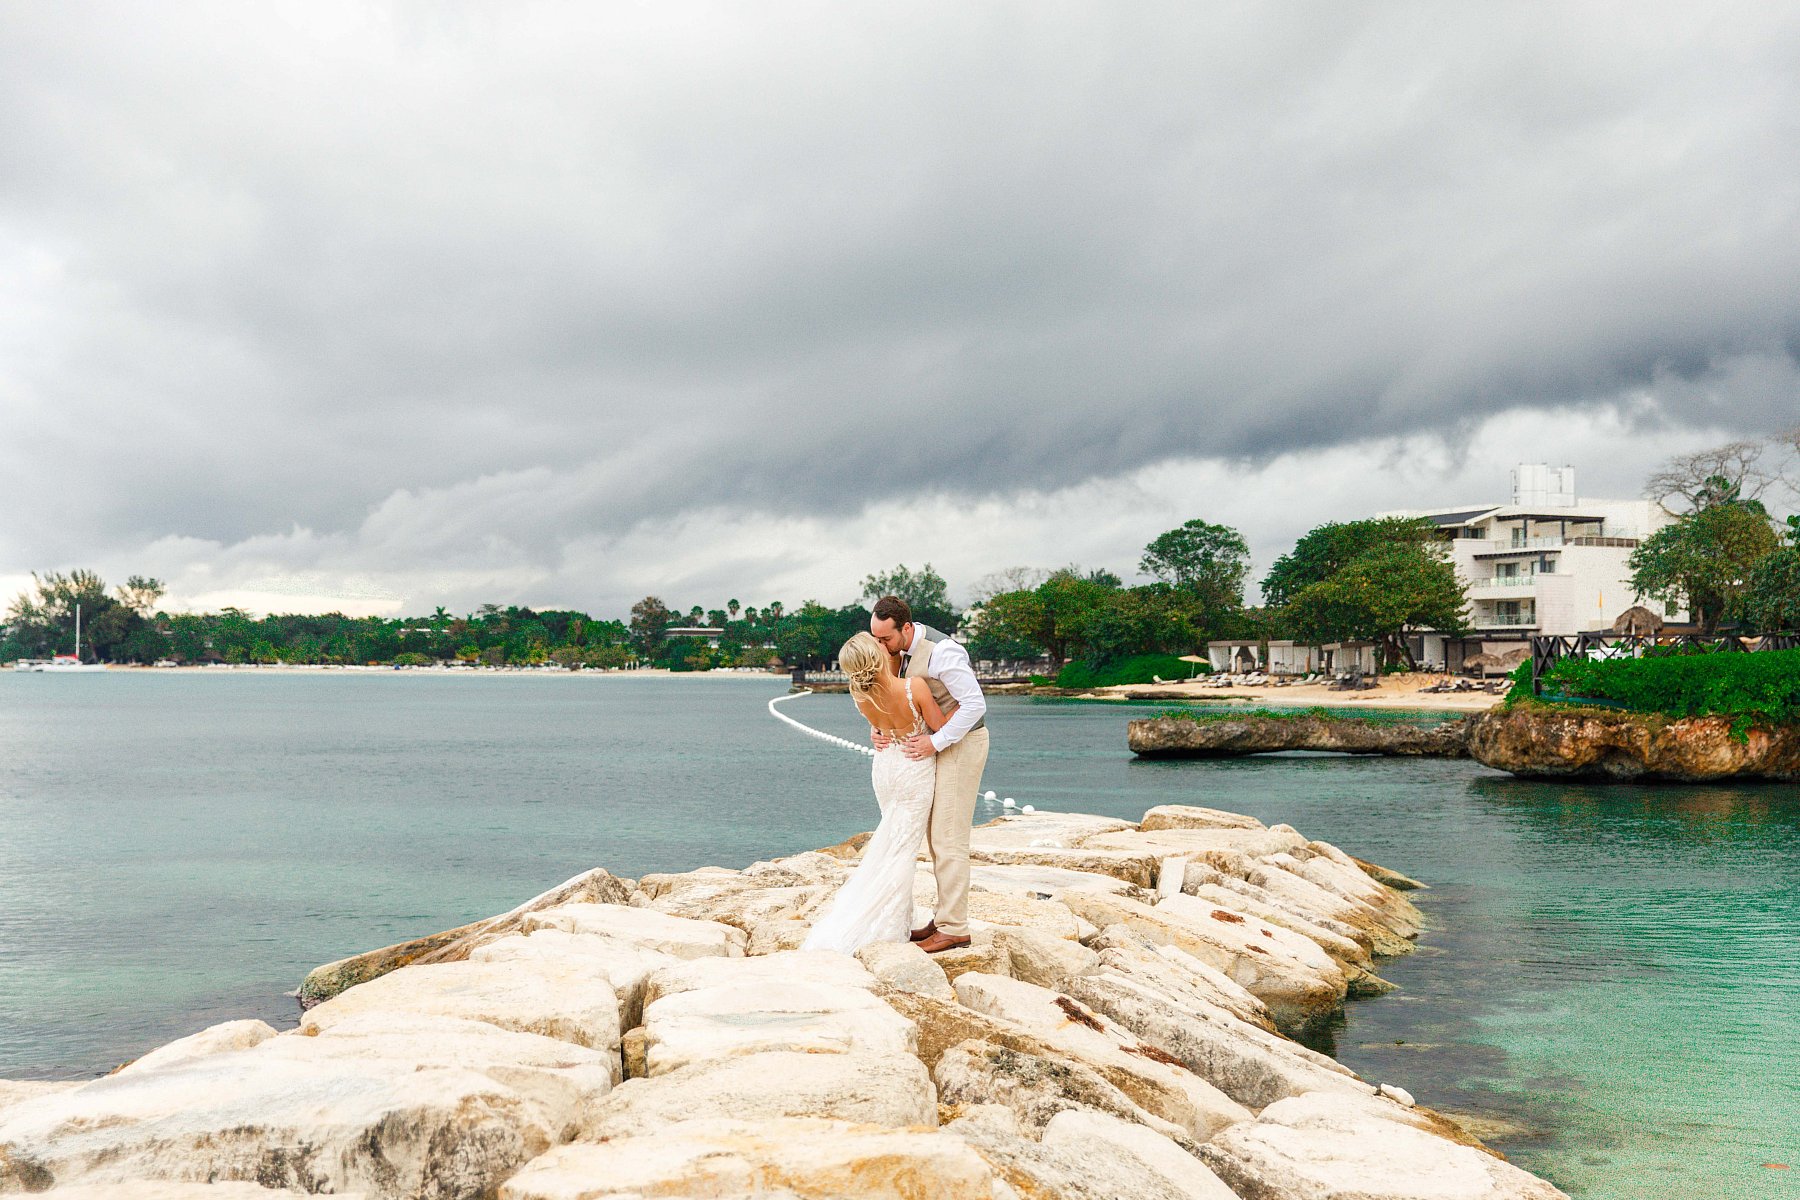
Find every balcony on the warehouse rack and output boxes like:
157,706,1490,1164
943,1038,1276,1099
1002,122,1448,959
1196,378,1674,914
1472,611,1538,628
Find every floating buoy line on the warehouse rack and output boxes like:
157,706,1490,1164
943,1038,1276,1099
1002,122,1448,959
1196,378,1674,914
768,689,1036,813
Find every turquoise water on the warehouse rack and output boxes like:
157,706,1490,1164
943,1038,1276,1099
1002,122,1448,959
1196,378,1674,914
1,674,1795,1197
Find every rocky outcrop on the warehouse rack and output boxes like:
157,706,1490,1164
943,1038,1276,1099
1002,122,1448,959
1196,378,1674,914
1130,714,1471,758
1467,704,1800,781
2,804,1570,1200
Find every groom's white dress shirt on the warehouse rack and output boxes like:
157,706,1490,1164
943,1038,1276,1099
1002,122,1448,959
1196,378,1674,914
904,625,987,753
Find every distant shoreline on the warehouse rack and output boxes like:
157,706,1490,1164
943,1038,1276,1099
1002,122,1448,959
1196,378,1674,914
15,664,789,680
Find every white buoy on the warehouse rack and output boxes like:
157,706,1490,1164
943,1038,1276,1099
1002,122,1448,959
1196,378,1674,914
983,790,997,801
1021,804,1036,814
1002,797,1016,808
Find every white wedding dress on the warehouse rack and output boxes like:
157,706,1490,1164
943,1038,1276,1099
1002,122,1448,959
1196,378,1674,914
802,684,937,955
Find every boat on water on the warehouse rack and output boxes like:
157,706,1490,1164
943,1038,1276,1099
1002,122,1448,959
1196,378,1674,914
12,604,108,672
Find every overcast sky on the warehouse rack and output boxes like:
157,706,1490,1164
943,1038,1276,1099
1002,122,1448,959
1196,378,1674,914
3,2,1797,616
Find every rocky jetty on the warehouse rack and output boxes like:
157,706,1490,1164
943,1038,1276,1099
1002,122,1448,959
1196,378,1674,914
1130,713,1470,759
0,805,1567,1199
1467,704,1800,781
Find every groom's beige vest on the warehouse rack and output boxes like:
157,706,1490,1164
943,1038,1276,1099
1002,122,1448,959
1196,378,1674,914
905,627,985,734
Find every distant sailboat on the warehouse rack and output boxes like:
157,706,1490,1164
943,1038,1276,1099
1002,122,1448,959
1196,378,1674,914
13,603,108,672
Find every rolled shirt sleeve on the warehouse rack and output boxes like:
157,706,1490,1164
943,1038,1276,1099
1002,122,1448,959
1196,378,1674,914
928,638,987,752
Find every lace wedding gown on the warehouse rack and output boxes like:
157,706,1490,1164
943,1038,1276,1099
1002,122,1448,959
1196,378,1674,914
802,685,937,955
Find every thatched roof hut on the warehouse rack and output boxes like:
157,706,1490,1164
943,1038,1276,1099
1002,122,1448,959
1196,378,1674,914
1611,605,1664,636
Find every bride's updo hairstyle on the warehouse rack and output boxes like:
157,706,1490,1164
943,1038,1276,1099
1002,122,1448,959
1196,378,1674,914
838,632,886,698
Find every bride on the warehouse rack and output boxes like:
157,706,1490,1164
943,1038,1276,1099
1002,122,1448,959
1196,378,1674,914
802,631,954,955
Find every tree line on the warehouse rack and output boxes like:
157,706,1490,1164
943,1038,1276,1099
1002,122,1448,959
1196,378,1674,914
6,437,1797,671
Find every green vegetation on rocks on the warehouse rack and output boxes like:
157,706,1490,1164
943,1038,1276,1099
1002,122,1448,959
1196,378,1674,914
1524,647,1800,739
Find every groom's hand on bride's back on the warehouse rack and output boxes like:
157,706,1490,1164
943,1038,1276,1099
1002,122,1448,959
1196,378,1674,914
871,729,891,750
902,733,938,760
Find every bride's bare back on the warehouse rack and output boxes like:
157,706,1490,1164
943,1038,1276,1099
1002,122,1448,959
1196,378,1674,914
856,673,951,739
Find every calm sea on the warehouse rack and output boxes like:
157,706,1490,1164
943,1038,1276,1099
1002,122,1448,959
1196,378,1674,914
1,672,1795,1198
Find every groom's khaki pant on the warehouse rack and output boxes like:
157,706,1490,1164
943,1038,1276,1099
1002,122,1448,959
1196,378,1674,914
926,726,989,938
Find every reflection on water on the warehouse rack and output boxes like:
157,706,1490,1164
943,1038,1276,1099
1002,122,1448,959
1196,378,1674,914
1,680,1795,1199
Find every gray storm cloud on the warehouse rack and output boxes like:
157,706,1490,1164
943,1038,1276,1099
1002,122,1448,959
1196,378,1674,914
1,1,1797,609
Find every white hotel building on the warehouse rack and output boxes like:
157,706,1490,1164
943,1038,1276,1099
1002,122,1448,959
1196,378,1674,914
1382,464,1686,670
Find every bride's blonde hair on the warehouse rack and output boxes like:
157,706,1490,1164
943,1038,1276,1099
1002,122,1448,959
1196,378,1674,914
838,632,887,697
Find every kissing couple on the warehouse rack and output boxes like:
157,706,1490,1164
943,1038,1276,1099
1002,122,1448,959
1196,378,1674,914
802,595,990,957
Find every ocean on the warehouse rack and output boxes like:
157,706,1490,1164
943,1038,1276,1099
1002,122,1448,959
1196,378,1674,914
1,671,1794,1198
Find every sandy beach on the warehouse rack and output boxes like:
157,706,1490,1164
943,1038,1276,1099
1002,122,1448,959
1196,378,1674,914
1087,672,1506,713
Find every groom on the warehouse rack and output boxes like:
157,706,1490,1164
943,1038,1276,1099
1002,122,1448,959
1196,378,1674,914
868,595,989,954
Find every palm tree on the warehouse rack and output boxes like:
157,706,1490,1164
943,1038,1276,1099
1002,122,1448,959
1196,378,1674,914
728,599,740,620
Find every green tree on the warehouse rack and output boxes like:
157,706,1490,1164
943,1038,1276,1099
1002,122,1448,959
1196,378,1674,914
1279,540,1467,668
1139,519,1249,637
629,596,675,655
1743,517,1800,633
1262,517,1439,609
1629,494,1780,633
860,564,956,630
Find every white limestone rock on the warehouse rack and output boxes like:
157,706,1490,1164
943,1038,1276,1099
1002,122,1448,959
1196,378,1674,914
1087,926,1278,1032
36,1184,346,1199
1060,969,1370,1109
116,1021,279,1078
1185,881,1374,969
467,929,677,1029
1042,1108,1242,1200
1078,826,1310,861
933,1038,1196,1146
520,902,746,958
1138,804,1267,832
263,1012,618,1122
581,1049,937,1138
987,926,1101,990
947,1102,1221,1200
953,972,1251,1141
1239,858,1418,958
967,861,1147,902
969,813,1138,850
0,1015,610,1197
299,958,622,1056
1058,890,1348,1034
640,979,917,1075
1201,1091,1570,1199
856,940,957,1001
640,949,878,1009
0,1080,80,1120
499,1117,1006,1200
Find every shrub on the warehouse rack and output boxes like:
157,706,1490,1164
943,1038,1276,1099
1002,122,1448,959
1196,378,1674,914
1531,647,1800,738
1054,653,1202,688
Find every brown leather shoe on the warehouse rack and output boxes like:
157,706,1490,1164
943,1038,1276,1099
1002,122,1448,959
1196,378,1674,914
909,921,937,943
917,931,972,955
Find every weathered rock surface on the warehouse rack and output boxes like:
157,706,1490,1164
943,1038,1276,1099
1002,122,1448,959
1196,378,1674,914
467,930,676,1028
34,1184,345,1200
1468,704,1800,781
1202,1091,1570,1199
295,867,635,1009
520,902,746,959
115,1021,279,1077
948,1102,1230,1200
1130,714,1471,758
640,979,916,1075
1140,803,1269,831
581,1050,937,1138
855,940,956,1000
641,949,878,1008
499,1117,1004,1200
933,1038,1196,1145
1057,890,1348,1034
300,960,623,1058
0,1080,80,1121
952,973,1251,1141
1041,1108,1241,1200
0,1014,613,1197
1079,825,1310,861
